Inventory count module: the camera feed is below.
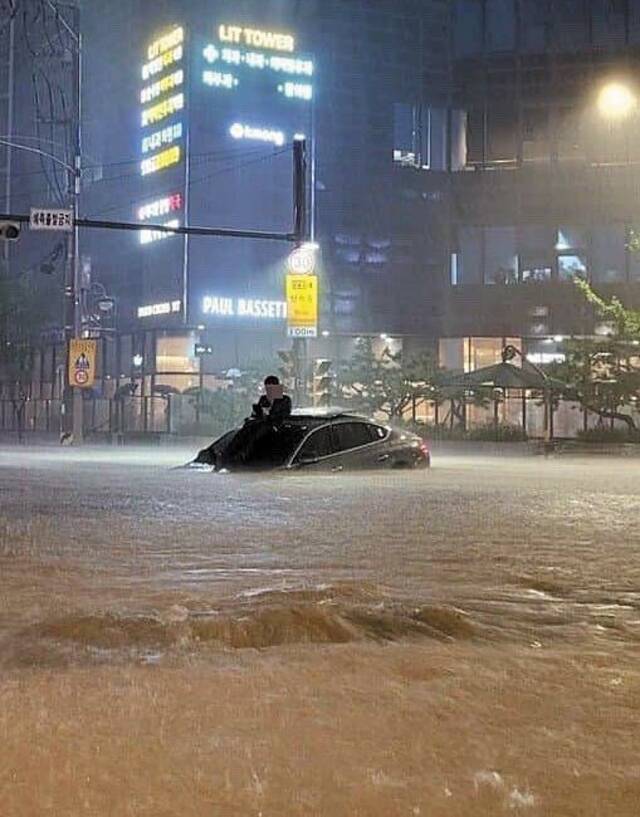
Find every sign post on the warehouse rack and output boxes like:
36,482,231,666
67,339,97,443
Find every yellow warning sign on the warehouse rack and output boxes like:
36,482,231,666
68,339,97,389
286,274,318,338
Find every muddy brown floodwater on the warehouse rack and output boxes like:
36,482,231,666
1,446,639,816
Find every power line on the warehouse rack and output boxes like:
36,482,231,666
82,146,290,220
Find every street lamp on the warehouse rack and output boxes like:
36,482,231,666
598,82,637,120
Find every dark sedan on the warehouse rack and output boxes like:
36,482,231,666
194,410,431,472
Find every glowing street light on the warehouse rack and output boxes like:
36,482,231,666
598,82,637,120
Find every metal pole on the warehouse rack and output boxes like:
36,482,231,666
71,23,84,443
292,138,309,406
2,18,15,268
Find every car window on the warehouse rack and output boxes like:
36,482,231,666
242,425,307,466
295,426,334,462
366,424,387,441
332,422,375,453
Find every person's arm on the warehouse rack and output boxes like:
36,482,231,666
270,395,292,421
251,395,270,420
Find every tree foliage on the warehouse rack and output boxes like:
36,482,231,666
339,338,441,421
0,268,61,397
548,280,640,431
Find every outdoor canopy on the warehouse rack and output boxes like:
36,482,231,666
439,361,567,392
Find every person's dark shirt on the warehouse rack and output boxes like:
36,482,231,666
252,394,292,421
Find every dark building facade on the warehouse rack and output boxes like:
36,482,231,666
430,0,640,379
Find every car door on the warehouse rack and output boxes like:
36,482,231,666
289,425,336,471
330,421,387,469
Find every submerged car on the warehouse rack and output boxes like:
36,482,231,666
194,409,431,472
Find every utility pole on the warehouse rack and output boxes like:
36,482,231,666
70,19,83,444
1,12,15,269
41,0,83,442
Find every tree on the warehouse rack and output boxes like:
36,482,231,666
339,338,440,421
548,279,640,432
0,265,61,438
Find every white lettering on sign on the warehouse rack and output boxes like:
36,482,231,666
142,122,183,155
280,81,313,101
218,25,295,53
202,44,313,77
140,69,184,104
229,122,285,147
141,93,184,127
202,296,287,320
139,219,180,245
140,145,181,176
147,27,184,61
138,300,182,318
202,70,238,89
269,55,314,77
138,193,183,222
142,44,183,81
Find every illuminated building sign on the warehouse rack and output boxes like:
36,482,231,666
201,24,314,107
148,27,184,60
138,193,183,222
138,26,187,255
203,71,238,90
138,193,183,245
140,220,180,245
142,46,183,81
138,300,182,319
218,25,295,53
202,296,287,320
141,145,181,175
202,47,313,79
142,122,183,154
279,82,313,101
269,56,314,77
230,122,285,147
141,93,184,127
140,69,184,104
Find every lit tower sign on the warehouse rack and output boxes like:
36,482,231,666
201,23,314,147
138,26,187,249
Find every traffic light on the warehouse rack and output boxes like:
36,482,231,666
278,349,299,390
0,221,20,241
312,358,333,407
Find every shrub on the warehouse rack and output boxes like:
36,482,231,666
466,423,528,442
576,426,640,444
402,421,527,442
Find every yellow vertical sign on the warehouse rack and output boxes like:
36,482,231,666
286,274,318,338
68,339,97,389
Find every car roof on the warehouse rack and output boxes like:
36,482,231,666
288,408,370,424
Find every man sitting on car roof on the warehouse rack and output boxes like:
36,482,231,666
251,375,292,423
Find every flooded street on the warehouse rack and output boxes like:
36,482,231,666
1,446,639,815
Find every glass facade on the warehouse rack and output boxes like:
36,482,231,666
453,223,636,286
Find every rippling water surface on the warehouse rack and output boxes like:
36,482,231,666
1,446,639,816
